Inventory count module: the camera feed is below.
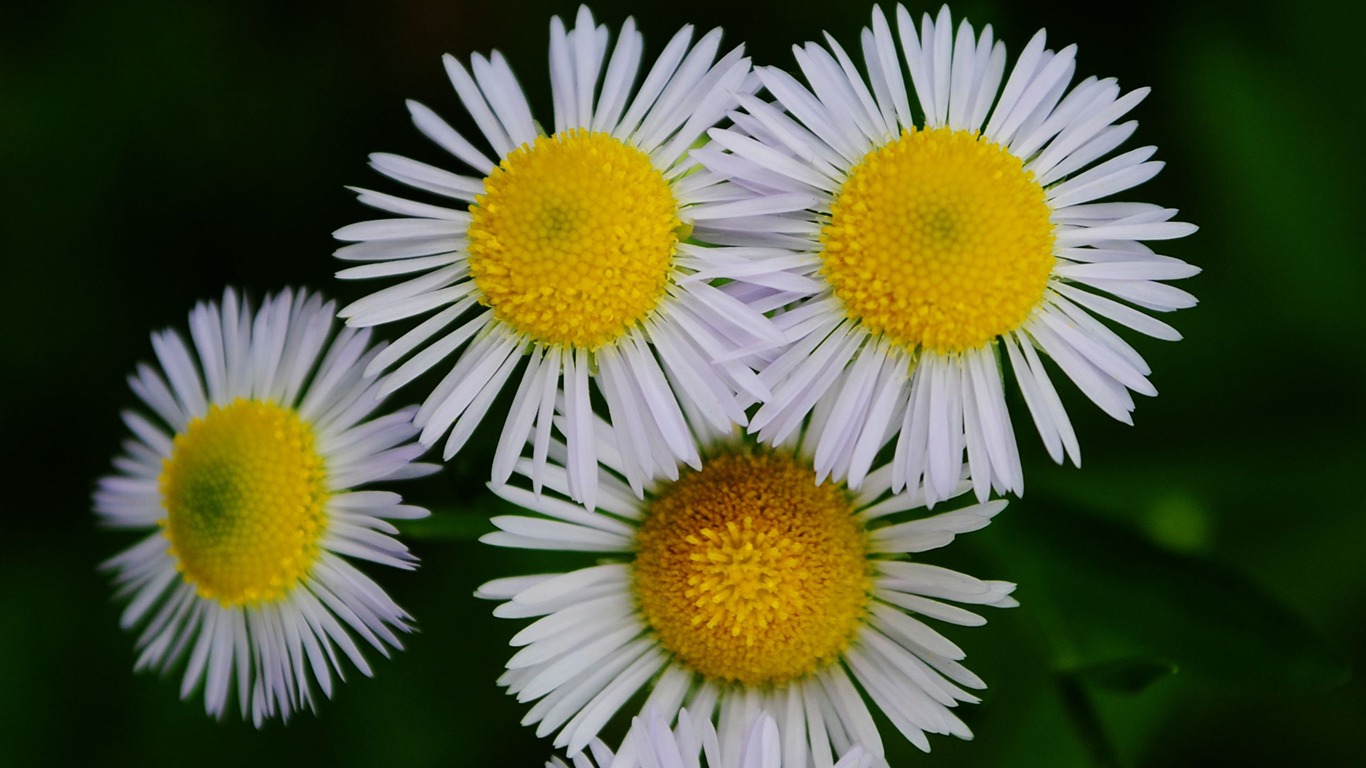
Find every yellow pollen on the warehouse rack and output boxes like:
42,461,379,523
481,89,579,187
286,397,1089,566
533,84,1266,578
821,127,1056,353
467,129,682,350
633,451,872,686
158,399,329,607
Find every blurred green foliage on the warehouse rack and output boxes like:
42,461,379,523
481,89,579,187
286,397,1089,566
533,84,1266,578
2,0,1362,766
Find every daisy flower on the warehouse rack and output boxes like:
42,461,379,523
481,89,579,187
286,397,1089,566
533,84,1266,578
333,5,788,510
477,418,1016,762
94,288,436,725
697,4,1199,505
548,708,873,768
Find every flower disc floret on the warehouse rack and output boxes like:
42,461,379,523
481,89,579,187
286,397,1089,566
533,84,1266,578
633,451,872,685
159,398,328,607
467,128,681,349
821,127,1055,353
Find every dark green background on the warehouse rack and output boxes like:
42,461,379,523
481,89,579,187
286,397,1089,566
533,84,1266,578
2,0,1361,765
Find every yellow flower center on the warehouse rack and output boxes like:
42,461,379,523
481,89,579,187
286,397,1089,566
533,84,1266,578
158,399,329,607
466,129,682,350
633,451,872,686
821,127,1056,353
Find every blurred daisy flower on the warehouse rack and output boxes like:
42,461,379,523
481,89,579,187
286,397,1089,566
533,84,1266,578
548,708,873,768
477,417,1014,761
94,289,435,724
698,4,1198,505
334,5,789,510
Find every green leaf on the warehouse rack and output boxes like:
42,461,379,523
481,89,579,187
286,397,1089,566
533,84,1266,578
996,500,1350,692
1062,656,1178,695
399,508,498,541
1055,673,1122,768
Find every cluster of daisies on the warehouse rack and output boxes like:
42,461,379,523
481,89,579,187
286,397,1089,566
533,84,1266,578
95,4,1195,765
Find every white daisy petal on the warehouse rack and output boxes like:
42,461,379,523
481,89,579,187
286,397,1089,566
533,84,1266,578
698,3,1196,494
338,11,785,504
869,6,912,129
592,17,643,133
95,288,432,724
406,99,494,174
442,52,516,157
368,152,485,201
482,419,1010,764
347,185,471,222
620,23,697,137
756,65,863,165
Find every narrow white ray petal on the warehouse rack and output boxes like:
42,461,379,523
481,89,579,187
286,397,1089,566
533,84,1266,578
561,647,668,755
761,326,864,446
364,297,472,377
822,30,893,139
529,346,562,495
708,128,842,192
983,28,1048,140
188,301,227,405
1024,319,1135,424
635,28,726,150
1051,161,1164,210
1052,282,1182,340
813,336,885,480
1003,333,1062,463
967,347,1020,493
151,330,207,421
842,647,935,750
333,217,466,243
443,53,515,157
443,340,524,459
378,304,490,394
548,15,578,132
967,39,1006,133
1037,308,1155,396
336,253,463,284
1037,120,1139,186
616,24,694,140
650,319,746,431
946,18,977,129
493,346,549,486
406,99,494,174
593,18,643,133
1030,87,1149,178
997,45,1079,148
1071,276,1198,311
420,333,522,446
929,7,955,127
349,185,472,222
596,347,656,494
924,356,963,502
128,363,186,432
369,152,484,201
334,235,462,263
1011,76,1109,161
894,4,932,123
1045,292,1151,374
529,639,653,739
890,361,929,494
792,43,876,156
570,7,604,135
801,680,836,768
1055,219,1197,246
960,362,993,501
562,347,598,509
483,517,628,551
756,66,863,164
829,665,888,757
869,5,912,128
1013,330,1081,464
